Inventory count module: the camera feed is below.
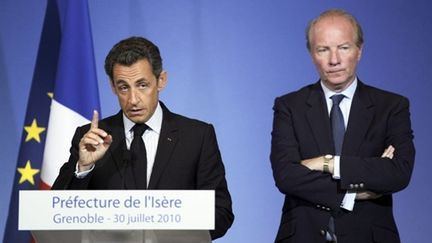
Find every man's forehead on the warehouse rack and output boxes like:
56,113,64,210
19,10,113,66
314,15,352,30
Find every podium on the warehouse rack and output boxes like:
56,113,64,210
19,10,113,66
20,190,214,243
32,230,211,243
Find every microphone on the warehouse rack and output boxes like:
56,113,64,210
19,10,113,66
109,136,131,190
123,148,131,163
121,146,132,189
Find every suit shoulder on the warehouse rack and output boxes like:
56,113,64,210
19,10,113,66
274,83,318,107
167,112,218,142
169,112,214,130
361,84,409,104
277,84,315,99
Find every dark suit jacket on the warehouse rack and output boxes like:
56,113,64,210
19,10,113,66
270,81,415,243
52,102,234,240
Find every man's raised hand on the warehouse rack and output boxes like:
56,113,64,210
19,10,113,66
77,110,113,171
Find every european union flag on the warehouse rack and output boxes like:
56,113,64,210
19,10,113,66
3,0,100,241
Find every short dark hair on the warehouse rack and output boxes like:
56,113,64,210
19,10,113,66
104,36,163,81
306,9,364,51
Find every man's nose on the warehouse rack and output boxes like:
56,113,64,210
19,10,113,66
329,50,341,66
128,89,140,104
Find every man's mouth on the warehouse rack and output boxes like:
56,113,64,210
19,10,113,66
128,108,144,116
327,69,344,74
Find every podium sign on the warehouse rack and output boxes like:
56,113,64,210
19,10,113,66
19,190,214,231
31,230,212,243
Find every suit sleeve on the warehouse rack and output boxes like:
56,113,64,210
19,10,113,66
270,97,345,210
51,125,93,190
340,96,415,193
197,124,234,240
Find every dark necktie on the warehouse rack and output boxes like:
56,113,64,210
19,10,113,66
328,94,345,243
331,94,345,155
130,123,148,189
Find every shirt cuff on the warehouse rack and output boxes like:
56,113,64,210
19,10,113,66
332,155,341,179
340,190,356,211
74,163,95,179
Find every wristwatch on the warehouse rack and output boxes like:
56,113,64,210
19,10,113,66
323,154,333,173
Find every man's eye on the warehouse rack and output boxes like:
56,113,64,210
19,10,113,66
118,86,128,91
138,83,148,89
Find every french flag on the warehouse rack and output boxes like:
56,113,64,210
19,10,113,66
41,0,100,189
3,0,100,241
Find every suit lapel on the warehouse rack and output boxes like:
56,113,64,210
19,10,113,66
343,81,374,155
148,104,179,189
305,82,335,155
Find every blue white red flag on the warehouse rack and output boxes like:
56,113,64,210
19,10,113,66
3,0,99,241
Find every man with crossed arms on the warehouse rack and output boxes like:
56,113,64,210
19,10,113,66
270,9,415,243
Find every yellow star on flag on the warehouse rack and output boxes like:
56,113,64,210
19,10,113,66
17,160,40,185
24,119,46,143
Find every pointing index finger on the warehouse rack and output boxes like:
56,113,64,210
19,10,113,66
91,110,99,129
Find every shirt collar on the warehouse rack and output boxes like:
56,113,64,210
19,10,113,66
320,77,358,101
123,102,163,135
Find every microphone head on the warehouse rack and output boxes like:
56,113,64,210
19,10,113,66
123,148,131,162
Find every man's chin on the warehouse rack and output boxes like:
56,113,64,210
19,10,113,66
335,81,353,90
323,78,353,91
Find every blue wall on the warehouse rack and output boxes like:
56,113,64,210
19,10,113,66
1,1,431,242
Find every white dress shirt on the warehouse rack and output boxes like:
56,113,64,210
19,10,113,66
321,79,357,211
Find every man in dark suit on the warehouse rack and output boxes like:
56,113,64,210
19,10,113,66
52,36,234,240
270,9,415,243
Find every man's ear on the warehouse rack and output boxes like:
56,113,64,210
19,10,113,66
357,44,363,61
157,71,168,91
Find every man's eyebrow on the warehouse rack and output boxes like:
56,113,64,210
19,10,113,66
338,42,351,46
135,78,149,83
114,79,127,85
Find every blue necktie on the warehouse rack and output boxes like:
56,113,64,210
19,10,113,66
130,123,148,189
328,94,345,242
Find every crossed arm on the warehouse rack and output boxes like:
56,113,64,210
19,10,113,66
301,145,395,200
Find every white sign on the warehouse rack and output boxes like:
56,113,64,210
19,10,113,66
19,190,215,230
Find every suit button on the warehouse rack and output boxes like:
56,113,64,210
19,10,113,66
349,184,354,189
359,183,364,188
354,184,359,189
320,230,326,236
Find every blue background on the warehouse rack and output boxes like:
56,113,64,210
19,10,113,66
1,0,431,242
